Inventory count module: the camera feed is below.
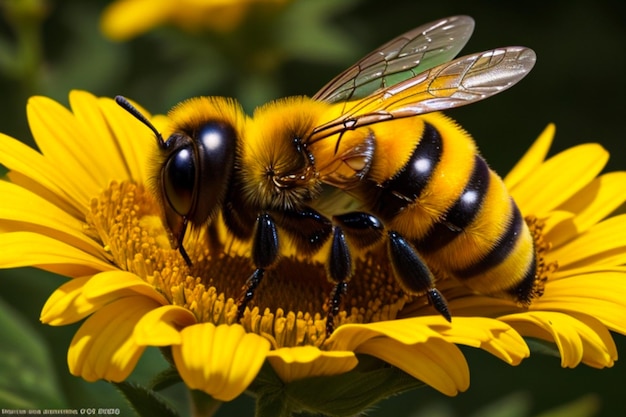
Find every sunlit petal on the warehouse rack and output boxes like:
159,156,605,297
0,232,114,276
267,346,357,383
173,323,270,401
68,296,157,381
134,305,197,346
510,143,608,215
40,276,94,325
504,123,554,190
500,311,617,368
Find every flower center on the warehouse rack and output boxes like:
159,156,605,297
86,181,410,348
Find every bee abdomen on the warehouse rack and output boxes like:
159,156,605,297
450,201,538,303
372,122,443,219
415,154,491,252
419,171,537,303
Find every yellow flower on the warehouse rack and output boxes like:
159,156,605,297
1,91,624,413
100,0,291,41
404,124,626,369
0,91,530,405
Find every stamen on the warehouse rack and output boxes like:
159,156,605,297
86,181,414,348
524,215,558,302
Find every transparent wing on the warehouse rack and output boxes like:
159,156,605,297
308,46,537,145
312,15,475,103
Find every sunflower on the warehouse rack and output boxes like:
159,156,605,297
100,0,292,41
0,91,624,415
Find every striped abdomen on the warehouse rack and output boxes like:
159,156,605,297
361,112,537,304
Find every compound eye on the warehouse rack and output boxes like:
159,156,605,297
163,146,196,216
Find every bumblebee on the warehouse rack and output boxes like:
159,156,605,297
116,15,540,334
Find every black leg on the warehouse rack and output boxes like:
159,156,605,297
325,226,352,334
178,217,192,266
237,269,265,319
387,230,451,321
236,213,279,318
326,281,347,335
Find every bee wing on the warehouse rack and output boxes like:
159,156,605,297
312,15,475,103
309,46,537,144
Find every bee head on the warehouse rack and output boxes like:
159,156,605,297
115,96,244,258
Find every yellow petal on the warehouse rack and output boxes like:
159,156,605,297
68,295,157,381
0,133,86,216
27,95,103,193
548,215,626,269
434,317,529,365
267,346,358,383
511,143,608,216
82,270,169,305
172,323,270,401
500,311,617,368
40,276,95,325
504,124,555,190
0,231,114,276
100,0,173,41
556,172,626,233
328,318,473,395
0,181,105,257
95,96,153,183
357,335,469,396
328,317,445,352
68,91,135,182
535,273,626,335
134,305,197,346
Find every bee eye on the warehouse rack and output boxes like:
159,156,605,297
163,146,196,216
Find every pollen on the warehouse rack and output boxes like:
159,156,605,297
524,215,558,302
85,181,411,348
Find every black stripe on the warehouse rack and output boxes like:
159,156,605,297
505,253,537,304
373,122,442,219
454,199,523,279
417,155,490,253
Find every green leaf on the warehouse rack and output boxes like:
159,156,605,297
250,355,426,417
149,366,182,392
113,381,180,417
0,297,65,408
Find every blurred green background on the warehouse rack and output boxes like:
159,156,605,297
0,0,624,416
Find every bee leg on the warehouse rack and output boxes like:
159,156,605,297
237,213,279,319
325,211,386,335
387,230,451,322
327,281,348,335
326,226,352,335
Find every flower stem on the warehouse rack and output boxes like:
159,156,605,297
189,390,222,417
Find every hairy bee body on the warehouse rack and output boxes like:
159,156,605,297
239,98,537,304
352,113,537,302
116,16,541,334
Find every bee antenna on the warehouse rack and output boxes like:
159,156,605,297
115,95,166,147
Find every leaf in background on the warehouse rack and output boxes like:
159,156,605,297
0,297,65,408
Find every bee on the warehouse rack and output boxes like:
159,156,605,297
116,15,540,335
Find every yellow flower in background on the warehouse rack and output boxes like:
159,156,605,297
1,91,625,413
405,124,626,369
100,0,292,41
